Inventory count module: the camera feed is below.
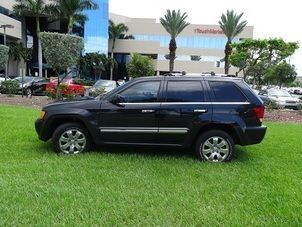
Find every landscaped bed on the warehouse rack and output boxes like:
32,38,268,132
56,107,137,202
0,104,301,225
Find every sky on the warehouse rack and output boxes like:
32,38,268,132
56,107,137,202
109,0,302,76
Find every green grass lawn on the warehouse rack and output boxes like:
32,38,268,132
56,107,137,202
0,104,302,225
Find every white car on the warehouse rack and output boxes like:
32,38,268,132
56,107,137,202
258,88,301,109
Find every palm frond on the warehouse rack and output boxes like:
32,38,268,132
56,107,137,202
160,9,190,38
219,9,247,42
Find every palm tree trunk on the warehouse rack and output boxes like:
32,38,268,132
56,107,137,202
110,44,114,80
169,38,177,73
224,41,232,75
68,16,73,34
36,17,43,77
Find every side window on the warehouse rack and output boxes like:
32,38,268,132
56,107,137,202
166,81,205,102
119,81,160,103
209,81,247,102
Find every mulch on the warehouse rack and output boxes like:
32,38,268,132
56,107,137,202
1,94,302,124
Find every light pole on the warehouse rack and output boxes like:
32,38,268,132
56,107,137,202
1,24,14,80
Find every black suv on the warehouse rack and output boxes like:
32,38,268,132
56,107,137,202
35,75,266,162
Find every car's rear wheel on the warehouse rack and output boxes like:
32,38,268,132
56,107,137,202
52,123,91,154
196,130,234,162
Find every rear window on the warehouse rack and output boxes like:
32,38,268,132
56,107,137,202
209,81,247,102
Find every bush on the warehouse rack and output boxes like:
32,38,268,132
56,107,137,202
0,80,18,96
0,45,9,70
89,87,106,97
74,78,94,86
46,83,85,100
126,53,155,78
40,32,84,71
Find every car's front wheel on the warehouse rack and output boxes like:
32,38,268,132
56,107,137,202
52,123,91,154
26,88,32,97
196,130,234,162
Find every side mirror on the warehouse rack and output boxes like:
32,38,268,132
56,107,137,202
110,94,125,107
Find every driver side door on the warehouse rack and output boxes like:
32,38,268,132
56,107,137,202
99,80,162,144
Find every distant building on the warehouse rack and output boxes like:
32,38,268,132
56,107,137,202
84,0,108,53
1,1,253,79
109,13,253,78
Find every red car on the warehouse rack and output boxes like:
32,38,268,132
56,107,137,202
46,78,85,97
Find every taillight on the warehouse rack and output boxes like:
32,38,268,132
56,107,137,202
253,106,265,122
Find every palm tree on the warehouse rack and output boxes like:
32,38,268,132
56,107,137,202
109,20,129,80
160,9,190,73
219,10,247,74
13,0,49,77
48,0,97,34
8,43,32,76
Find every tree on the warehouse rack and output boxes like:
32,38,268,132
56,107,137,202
48,0,97,34
40,32,84,99
0,45,9,71
160,9,190,73
13,0,50,77
79,53,116,80
109,20,129,80
219,10,247,74
264,61,297,88
126,53,155,78
230,38,299,87
8,43,32,76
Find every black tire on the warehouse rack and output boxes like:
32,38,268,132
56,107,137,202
195,130,234,162
52,123,91,154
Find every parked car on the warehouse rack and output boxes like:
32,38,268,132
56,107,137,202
46,78,85,96
0,74,10,85
14,76,49,96
258,88,300,109
35,75,267,162
86,79,117,97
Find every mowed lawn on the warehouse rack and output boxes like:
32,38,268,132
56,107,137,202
0,104,302,226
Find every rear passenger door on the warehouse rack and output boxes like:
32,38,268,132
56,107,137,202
157,79,212,146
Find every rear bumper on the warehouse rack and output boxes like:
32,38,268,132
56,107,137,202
238,125,267,145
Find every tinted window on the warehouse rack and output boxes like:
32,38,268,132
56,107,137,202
119,81,160,103
209,81,247,102
166,81,205,102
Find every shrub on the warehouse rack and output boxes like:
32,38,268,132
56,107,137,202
74,78,94,86
89,87,106,97
46,83,85,100
0,45,9,70
40,32,84,72
0,80,18,96
126,53,155,78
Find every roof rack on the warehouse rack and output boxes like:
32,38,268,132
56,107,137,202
163,71,237,77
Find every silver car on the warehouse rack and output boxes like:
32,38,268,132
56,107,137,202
258,88,301,109
86,80,117,97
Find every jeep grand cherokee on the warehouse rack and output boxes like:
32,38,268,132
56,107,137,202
35,75,267,162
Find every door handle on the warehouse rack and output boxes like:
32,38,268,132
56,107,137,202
194,109,207,113
142,109,155,113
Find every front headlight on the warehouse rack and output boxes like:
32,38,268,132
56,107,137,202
39,111,46,119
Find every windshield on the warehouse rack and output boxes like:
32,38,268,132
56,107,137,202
94,80,116,87
269,89,292,97
14,77,34,83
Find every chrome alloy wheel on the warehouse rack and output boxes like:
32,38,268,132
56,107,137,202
201,136,230,162
59,129,86,154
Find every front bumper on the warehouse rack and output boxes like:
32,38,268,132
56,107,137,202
35,118,47,141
